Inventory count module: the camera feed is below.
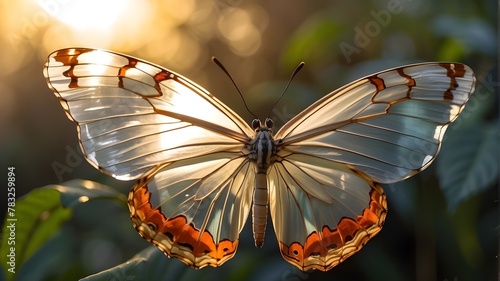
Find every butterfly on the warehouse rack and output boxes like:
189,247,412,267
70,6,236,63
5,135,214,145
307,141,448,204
43,48,475,271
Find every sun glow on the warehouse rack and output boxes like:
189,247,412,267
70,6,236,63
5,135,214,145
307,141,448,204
38,0,131,30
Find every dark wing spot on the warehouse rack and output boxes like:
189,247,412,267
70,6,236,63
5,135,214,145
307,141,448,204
327,243,338,249
147,222,158,231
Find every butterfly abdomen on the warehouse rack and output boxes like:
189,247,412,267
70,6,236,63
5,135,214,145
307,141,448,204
252,173,268,247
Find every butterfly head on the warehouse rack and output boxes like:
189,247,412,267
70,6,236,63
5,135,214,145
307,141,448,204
251,118,274,132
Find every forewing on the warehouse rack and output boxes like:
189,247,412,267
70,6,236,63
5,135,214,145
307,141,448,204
128,152,255,268
274,63,476,183
43,48,254,180
268,153,387,271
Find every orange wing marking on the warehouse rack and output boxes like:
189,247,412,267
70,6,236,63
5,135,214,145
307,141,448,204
128,180,238,268
279,184,387,271
368,76,386,91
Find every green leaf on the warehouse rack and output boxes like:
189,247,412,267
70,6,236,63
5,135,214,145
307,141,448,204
80,246,186,281
79,245,279,281
44,179,127,208
437,123,499,209
0,189,72,281
15,228,77,281
0,180,126,281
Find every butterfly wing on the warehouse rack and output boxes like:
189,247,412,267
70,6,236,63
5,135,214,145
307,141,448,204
268,155,387,271
129,151,255,268
270,63,475,271
44,48,256,267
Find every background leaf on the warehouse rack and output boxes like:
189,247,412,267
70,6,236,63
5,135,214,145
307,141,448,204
0,189,71,281
81,246,227,281
437,122,500,209
0,180,130,281
45,179,127,208
15,228,77,281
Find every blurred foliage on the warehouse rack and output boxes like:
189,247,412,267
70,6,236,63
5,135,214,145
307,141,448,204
0,189,71,281
1,181,144,281
0,0,498,280
437,122,499,209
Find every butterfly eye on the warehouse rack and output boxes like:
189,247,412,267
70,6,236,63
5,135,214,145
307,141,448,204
251,119,261,130
265,118,274,129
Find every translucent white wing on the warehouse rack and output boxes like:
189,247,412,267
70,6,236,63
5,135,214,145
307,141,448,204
270,63,475,271
44,48,254,180
43,48,255,268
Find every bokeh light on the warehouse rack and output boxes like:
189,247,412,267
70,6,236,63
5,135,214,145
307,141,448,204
37,0,130,30
217,6,268,56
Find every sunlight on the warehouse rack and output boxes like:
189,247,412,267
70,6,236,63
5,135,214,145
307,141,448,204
38,0,130,30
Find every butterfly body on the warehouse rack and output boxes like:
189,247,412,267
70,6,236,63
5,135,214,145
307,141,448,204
249,119,277,247
44,48,475,271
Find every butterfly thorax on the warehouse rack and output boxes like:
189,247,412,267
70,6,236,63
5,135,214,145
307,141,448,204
249,118,277,173
252,129,277,172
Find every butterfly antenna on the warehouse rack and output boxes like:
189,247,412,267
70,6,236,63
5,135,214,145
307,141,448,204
266,62,305,118
212,56,258,119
